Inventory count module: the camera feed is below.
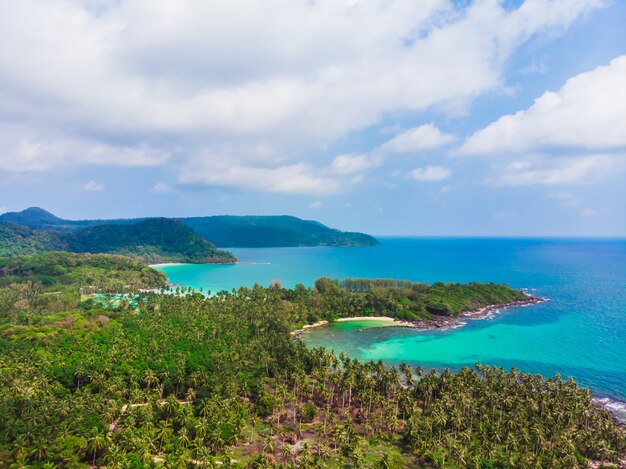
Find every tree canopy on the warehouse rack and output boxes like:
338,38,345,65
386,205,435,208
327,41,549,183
0,257,623,467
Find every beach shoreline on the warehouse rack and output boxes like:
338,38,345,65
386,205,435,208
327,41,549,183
150,261,267,268
291,295,546,339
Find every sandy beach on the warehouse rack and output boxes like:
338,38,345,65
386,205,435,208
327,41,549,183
291,316,413,339
292,296,546,339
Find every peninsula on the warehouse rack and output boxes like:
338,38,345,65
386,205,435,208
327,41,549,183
290,277,543,337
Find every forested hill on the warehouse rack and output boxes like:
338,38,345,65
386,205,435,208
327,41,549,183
0,222,64,257
0,207,141,231
0,218,236,264
181,215,378,247
63,219,236,264
0,208,379,247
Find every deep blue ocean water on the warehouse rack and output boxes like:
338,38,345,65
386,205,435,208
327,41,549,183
155,238,626,419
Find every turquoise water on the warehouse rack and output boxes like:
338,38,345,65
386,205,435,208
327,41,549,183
155,238,626,417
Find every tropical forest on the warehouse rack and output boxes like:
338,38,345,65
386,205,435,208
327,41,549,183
0,253,624,467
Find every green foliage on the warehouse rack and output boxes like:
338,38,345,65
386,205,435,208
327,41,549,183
183,215,379,247
0,252,166,323
0,260,623,467
0,217,237,264
63,218,236,264
0,222,65,257
1,207,379,247
305,277,528,320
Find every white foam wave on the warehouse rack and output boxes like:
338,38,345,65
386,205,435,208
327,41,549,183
594,397,626,423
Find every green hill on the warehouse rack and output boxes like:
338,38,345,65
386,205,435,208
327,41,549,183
63,218,236,264
0,222,65,257
0,218,236,264
182,215,379,247
0,208,379,247
0,207,68,230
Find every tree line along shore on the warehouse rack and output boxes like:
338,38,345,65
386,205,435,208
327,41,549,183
0,252,624,467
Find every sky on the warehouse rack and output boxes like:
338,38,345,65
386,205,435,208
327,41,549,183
0,0,625,236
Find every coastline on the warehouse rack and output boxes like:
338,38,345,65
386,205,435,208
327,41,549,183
291,295,546,339
150,261,268,268
409,295,546,331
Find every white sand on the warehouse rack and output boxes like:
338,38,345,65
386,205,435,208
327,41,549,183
336,316,396,322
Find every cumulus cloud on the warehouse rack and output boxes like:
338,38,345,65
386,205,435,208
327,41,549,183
0,123,168,172
459,55,626,155
377,124,456,154
84,180,104,191
0,0,603,193
179,163,340,195
330,153,381,175
407,166,451,182
495,155,620,186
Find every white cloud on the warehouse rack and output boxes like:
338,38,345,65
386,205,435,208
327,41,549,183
152,182,171,193
377,124,456,154
0,0,602,193
459,55,626,156
496,155,619,186
179,163,340,195
84,180,104,191
0,123,168,172
309,201,323,209
407,166,451,182
330,153,380,175
327,124,454,180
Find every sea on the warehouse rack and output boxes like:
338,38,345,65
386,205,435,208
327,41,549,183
154,237,626,421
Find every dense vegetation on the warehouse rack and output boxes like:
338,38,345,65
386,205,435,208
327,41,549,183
0,207,78,231
0,207,140,231
63,219,236,264
0,258,624,467
0,217,236,264
0,208,379,247
0,252,166,320
309,277,530,321
182,215,379,247
0,222,64,257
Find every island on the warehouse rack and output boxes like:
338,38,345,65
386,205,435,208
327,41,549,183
0,207,379,247
0,256,623,467
0,218,236,264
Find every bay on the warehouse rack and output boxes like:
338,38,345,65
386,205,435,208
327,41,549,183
155,237,626,419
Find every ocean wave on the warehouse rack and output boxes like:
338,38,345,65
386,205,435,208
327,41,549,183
593,397,626,423
483,310,498,320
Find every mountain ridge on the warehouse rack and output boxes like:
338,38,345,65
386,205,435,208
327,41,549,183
0,207,379,247
0,218,236,264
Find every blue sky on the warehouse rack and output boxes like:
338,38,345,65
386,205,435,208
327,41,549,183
0,0,625,236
